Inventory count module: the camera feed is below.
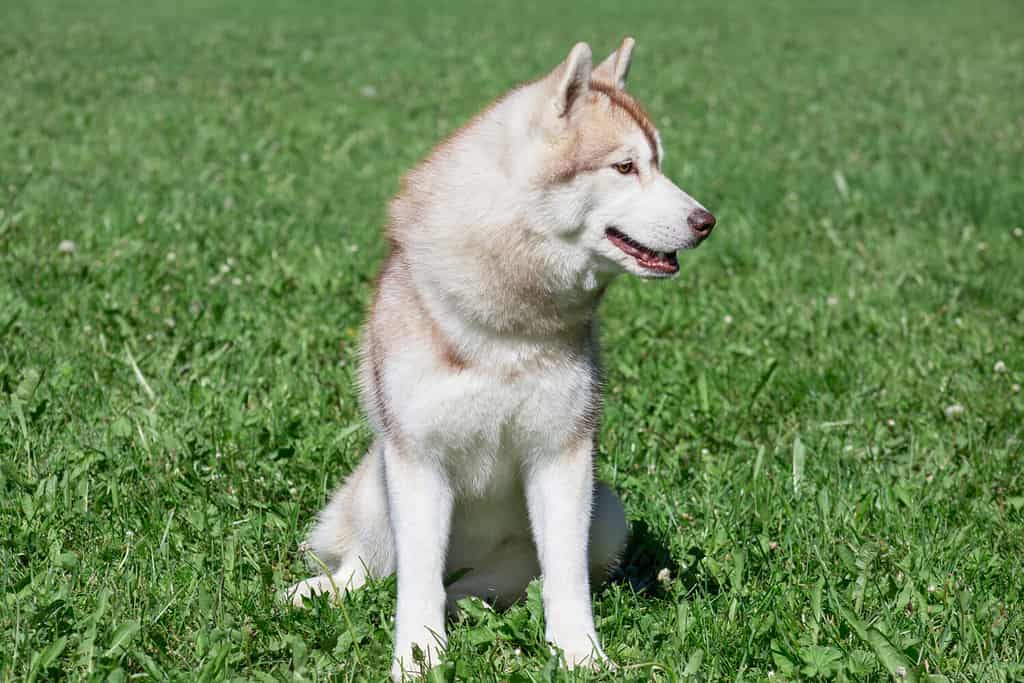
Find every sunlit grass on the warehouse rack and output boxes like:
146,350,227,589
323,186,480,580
1,0,1023,679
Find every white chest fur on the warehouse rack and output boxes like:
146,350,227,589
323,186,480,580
382,334,596,499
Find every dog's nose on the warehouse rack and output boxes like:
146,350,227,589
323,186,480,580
688,208,716,238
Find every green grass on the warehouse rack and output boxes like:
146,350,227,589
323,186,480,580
2,0,1023,680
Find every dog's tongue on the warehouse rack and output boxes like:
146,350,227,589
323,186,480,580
638,251,679,273
607,230,678,273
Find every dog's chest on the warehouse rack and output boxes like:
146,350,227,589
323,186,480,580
390,348,594,496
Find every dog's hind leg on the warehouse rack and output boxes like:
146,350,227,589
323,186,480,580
284,442,395,605
445,536,539,611
588,480,629,584
444,481,628,612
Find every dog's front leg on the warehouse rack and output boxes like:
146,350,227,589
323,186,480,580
526,443,607,668
384,442,453,681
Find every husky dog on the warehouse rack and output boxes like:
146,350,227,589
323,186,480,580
286,38,716,679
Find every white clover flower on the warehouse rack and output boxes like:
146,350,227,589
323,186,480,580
994,361,1007,374
58,240,76,254
944,404,966,419
657,568,672,584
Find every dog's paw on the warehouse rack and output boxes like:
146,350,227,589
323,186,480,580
280,575,335,607
549,635,613,671
390,636,445,682
563,650,613,672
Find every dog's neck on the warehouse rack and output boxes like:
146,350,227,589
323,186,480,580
398,239,610,352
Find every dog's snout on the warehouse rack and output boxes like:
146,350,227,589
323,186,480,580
687,208,716,237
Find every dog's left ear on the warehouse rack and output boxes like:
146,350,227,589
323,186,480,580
592,37,635,90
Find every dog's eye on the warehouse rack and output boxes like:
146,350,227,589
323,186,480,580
613,161,634,175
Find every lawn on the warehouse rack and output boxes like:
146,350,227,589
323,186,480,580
2,0,1023,680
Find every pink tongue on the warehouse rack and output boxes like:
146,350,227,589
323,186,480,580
608,232,676,272
608,232,649,260
638,253,677,272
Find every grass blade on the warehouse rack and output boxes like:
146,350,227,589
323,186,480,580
792,437,806,495
104,622,141,658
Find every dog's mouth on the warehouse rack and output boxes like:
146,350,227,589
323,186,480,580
605,227,679,274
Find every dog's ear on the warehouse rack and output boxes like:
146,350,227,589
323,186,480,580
592,37,635,90
549,42,592,118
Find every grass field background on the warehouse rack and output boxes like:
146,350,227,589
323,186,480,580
2,0,1023,680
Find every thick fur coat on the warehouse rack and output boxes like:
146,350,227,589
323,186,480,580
285,38,716,680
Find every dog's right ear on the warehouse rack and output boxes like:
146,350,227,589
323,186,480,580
592,37,635,90
548,42,592,119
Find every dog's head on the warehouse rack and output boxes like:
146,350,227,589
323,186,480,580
534,39,716,279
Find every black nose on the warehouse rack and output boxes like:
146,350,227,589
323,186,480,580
688,208,716,238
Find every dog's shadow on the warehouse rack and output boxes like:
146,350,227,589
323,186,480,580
607,519,720,599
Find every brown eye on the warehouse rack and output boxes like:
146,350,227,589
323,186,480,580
613,161,634,175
